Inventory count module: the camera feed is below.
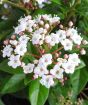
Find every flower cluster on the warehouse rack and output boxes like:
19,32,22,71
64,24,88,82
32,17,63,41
23,0,51,8
2,14,88,88
2,34,29,68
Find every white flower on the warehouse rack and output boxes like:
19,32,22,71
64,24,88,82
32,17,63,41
2,45,13,58
68,53,80,66
62,61,75,74
57,58,67,66
19,35,29,44
46,33,59,46
66,28,78,37
50,64,64,79
56,30,66,42
32,34,41,45
23,0,30,3
14,44,27,56
71,35,82,45
23,63,35,74
39,54,52,66
42,14,52,21
1,15,8,20
40,75,54,88
49,16,60,24
36,0,48,8
34,66,49,77
34,28,44,34
26,20,35,32
45,35,51,43
10,40,18,46
61,39,73,50
8,55,21,69
14,23,26,34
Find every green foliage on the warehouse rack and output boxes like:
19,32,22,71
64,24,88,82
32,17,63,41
0,99,4,105
0,0,88,105
1,74,25,94
29,79,49,105
0,60,23,74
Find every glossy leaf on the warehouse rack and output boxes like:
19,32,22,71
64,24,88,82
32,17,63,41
29,79,49,105
1,74,25,94
70,68,88,101
0,100,4,105
0,60,23,74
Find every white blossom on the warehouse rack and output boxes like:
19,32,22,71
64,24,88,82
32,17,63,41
40,75,54,88
14,44,27,56
23,0,30,3
68,53,80,66
34,66,49,77
50,64,64,79
2,45,13,58
66,28,78,37
71,35,82,45
62,61,75,74
61,39,73,50
56,30,66,42
19,35,29,44
14,23,26,34
46,33,59,46
8,55,21,69
23,63,35,74
10,40,18,46
49,16,60,24
32,33,42,45
38,54,52,67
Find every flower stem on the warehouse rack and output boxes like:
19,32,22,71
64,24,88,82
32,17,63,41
51,46,64,54
26,52,40,59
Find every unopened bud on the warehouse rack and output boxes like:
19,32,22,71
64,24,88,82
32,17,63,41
55,53,59,58
76,45,80,49
64,54,69,59
59,24,63,29
45,24,50,30
80,48,86,55
11,35,16,40
82,40,88,45
68,21,73,27
3,39,9,45
39,20,44,26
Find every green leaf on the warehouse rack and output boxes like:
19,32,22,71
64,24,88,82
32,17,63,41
83,100,88,105
51,0,61,4
0,29,13,41
24,74,33,85
1,74,25,94
76,60,86,70
29,79,49,105
0,60,23,74
70,68,88,101
0,99,4,105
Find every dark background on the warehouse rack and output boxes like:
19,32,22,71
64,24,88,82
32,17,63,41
1,94,49,105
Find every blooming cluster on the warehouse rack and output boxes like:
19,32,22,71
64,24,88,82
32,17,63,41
2,14,88,88
23,0,51,8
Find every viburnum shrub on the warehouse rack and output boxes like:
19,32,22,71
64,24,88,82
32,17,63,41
2,14,88,88
0,0,88,105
